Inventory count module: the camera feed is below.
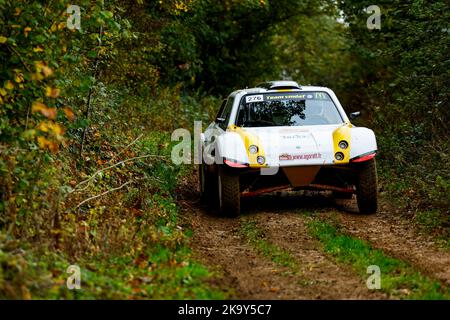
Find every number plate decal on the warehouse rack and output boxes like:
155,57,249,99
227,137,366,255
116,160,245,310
245,95,263,103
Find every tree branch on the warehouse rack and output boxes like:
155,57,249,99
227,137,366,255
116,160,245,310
70,154,167,193
75,180,133,209
107,133,143,164
7,44,32,73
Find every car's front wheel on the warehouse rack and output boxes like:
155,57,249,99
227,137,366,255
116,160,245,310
217,166,240,217
356,158,378,214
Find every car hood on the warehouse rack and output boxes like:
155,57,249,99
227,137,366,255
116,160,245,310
229,124,348,166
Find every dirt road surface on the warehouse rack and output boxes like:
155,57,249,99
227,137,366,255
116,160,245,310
178,177,449,299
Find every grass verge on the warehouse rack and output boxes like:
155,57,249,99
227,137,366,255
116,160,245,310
307,219,450,300
0,131,226,299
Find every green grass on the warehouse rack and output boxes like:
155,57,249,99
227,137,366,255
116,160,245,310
240,219,298,273
307,219,450,299
46,247,225,300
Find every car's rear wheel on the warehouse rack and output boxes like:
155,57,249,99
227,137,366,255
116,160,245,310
217,166,240,217
356,158,378,214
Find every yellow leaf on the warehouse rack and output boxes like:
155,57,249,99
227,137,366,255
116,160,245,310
49,122,63,136
0,36,7,43
32,101,46,113
63,107,75,121
45,86,60,98
41,108,57,120
14,73,24,83
31,72,44,81
24,27,31,37
32,102,57,120
33,46,44,52
37,136,59,152
42,66,53,77
35,61,44,71
50,24,57,32
0,88,6,96
37,136,48,148
37,122,63,137
5,81,14,90
34,61,53,77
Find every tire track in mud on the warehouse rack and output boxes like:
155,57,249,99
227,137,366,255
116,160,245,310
180,190,386,299
241,193,386,299
185,204,308,299
247,213,385,299
334,198,450,285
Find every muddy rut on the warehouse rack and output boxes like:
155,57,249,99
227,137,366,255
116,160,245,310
178,182,449,299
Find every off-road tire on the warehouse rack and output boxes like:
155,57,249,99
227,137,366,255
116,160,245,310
356,158,378,214
217,166,240,217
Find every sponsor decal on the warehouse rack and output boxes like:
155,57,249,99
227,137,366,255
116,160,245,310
279,153,322,161
279,153,292,161
314,92,328,100
281,134,310,139
266,93,307,100
244,92,331,104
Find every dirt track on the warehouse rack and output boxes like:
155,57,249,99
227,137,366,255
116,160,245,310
178,178,450,299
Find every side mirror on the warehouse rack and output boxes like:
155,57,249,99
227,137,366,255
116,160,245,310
349,111,361,120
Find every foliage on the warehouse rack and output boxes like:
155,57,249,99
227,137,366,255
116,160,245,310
337,0,449,222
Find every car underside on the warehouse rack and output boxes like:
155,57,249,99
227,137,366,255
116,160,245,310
238,164,357,197
201,155,378,217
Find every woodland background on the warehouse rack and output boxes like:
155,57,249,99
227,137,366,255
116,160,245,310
0,0,448,298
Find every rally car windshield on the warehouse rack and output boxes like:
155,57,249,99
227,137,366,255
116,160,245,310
235,92,343,127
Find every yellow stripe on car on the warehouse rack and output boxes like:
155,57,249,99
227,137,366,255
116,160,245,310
332,124,351,164
275,89,293,92
228,125,267,167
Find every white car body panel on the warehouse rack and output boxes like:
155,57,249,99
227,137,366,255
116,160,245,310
204,85,377,168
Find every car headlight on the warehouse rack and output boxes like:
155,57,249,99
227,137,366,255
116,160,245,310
256,156,265,165
335,152,344,161
338,140,348,150
248,145,258,154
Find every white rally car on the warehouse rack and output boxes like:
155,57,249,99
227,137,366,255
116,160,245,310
199,81,378,216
